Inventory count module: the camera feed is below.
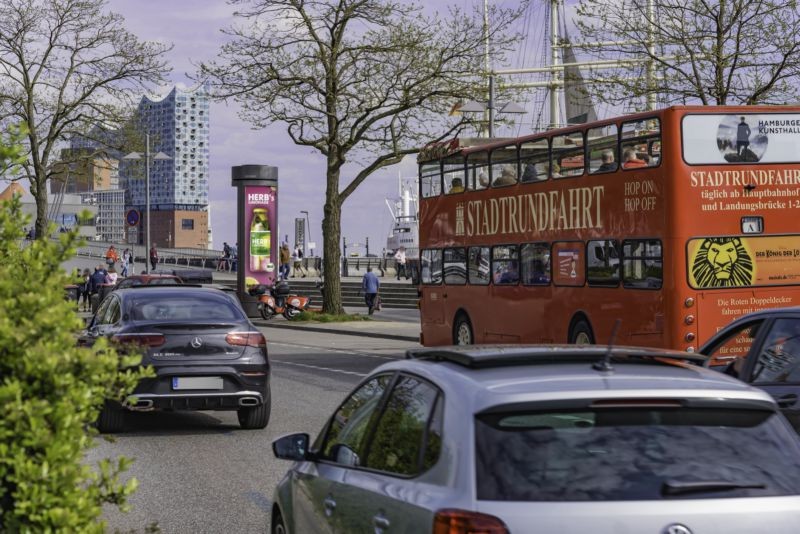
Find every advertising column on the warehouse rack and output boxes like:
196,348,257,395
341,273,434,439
232,165,278,317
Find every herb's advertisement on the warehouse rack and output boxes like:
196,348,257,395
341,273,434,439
244,185,277,288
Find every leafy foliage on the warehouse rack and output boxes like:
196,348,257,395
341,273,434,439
0,195,149,531
575,0,800,107
0,0,170,239
200,0,525,314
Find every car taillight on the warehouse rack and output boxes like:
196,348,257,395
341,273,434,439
226,332,267,348
111,333,166,347
433,509,509,534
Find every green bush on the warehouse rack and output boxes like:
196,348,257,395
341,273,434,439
293,310,371,322
0,196,149,532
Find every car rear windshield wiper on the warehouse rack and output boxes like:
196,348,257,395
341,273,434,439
662,480,766,496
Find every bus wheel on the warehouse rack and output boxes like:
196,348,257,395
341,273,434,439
569,320,594,345
453,314,474,345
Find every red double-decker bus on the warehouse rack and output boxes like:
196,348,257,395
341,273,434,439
416,106,800,351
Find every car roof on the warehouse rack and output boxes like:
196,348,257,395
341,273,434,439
115,285,232,299
126,274,181,281
376,345,776,414
728,306,800,320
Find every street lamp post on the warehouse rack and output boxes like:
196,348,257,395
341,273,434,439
123,133,171,274
300,210,311,256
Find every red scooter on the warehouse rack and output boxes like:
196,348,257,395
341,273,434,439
248,281,310,320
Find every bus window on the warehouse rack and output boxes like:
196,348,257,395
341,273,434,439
621,118,661,169
623,240,663,289
521,243,551,285
468,246,490,285
552,131,585,178
467,151,490,191
421,249,443,285
444,154,465,195
519,138,549,182
492,245,519,285
587,124,618,174
420,161,441,198
490,145,518,187
587,240,621,287
444,248,467,285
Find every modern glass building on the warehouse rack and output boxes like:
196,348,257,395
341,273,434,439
120,84,211,248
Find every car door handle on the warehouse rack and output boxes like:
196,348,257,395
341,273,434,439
373,513,390,530
323,496,336,517
777,394,798,408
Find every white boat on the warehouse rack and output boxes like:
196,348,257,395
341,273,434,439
385,175,419,260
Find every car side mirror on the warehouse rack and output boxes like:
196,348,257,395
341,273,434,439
272,433,310,461
330,443,360,467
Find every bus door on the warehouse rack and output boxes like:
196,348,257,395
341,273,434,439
420,249,445,325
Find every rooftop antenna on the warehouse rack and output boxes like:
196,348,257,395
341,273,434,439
593,319,622,372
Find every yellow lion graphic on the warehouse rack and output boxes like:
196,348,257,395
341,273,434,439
691,237,754,288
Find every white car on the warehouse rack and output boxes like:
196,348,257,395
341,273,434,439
270,345,800,533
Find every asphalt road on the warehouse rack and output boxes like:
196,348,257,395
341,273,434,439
86,326,419,533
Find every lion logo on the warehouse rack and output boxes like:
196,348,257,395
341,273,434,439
691,238,754,288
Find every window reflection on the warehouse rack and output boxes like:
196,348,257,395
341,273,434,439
322,375,391,465
475,408,800,501
366,376,440,475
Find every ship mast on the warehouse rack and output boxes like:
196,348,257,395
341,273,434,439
487,0,660,130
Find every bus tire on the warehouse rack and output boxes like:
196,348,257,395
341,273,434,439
569,319,595,345
453,314,474,345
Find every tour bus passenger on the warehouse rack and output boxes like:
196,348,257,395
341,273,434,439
493,165,517,187
596,149,618,172
450,177,465,193
622,147,647,169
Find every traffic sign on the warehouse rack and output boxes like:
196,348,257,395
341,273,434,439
126,209,141,227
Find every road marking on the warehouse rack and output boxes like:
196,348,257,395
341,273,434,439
269,341,399,361
271,359,368,377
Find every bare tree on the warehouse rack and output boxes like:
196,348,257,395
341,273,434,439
0,0,170,239
199,0,523,314
574,0,800,107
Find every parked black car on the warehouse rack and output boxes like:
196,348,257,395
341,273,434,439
80,285,270,433
701,307,800,432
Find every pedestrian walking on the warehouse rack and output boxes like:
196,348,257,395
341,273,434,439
292,245,307,278
105,245,119,269
121,248,131,277
394,246,408,280
105,266,119,285
231,243,238,272
218,242,232,271
279,243,291,280
362,266,380,315
79,268,91,311
149,243,159,272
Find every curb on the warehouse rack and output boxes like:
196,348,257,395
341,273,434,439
252,320,419,343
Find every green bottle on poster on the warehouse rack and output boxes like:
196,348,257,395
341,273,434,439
250,208,271,272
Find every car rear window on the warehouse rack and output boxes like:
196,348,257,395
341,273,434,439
127,294,245,321
475,407,800,501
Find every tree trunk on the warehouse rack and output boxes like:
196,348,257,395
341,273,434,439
33,179,48,240
321,165,344,315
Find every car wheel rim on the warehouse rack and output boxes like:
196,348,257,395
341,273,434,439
574,332,592,345
457,323,472,345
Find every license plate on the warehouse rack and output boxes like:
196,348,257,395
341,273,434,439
171,376,224,390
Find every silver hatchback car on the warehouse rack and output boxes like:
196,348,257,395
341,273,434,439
270,346,800,533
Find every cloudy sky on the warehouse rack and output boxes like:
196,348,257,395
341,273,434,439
106,0,430,256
